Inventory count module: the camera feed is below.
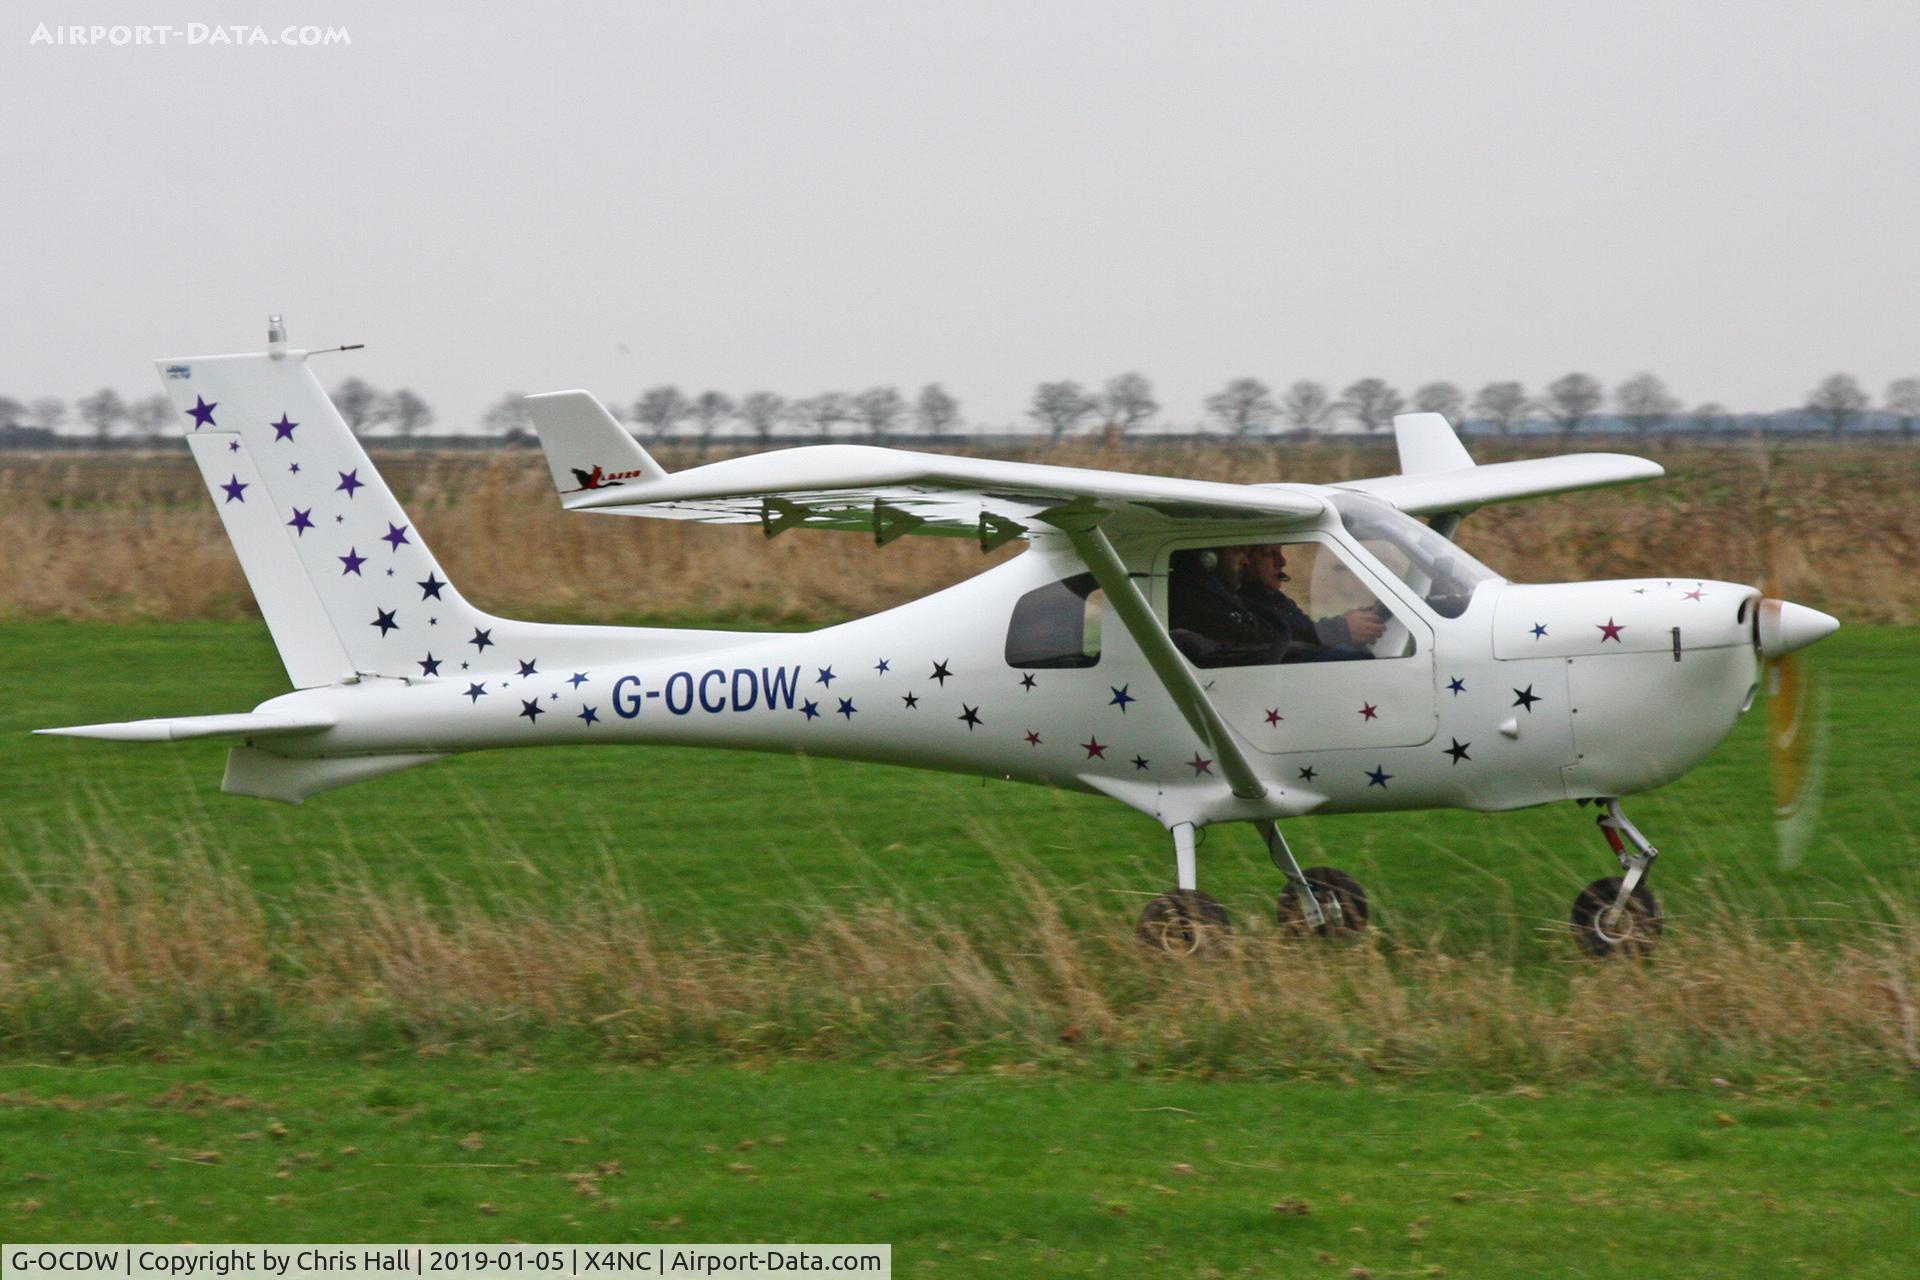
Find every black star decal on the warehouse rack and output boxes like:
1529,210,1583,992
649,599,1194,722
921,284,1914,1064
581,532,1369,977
1019,672,1036,691
1131,755,1150,771
470,628,493,652
371,608,399,636
1024,731,1041,746
1513,685,1541,713
1365,765,1392,788
1444,738,1471,764
518,659,539,678
464,682,487,702
958,705,982,730
1297,765,1318,782
519,699,544,722
418,573,445,600
1446,677,1465,695
418,653,441,677
930,660,952,686
901,692,919,709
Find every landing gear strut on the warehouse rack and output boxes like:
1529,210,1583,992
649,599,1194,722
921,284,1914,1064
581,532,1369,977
1260,820,1369,936
1571,799,1664,959
1136,822,1231,955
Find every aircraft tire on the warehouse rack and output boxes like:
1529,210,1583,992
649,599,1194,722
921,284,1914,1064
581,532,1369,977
1570,877,1662,959
1136,890,1231,956
1276,867,1370,936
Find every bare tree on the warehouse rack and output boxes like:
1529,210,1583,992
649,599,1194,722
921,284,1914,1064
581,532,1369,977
1412,381,1464,421
791,392,853,441
738,392,785,445
1613,372,1680,436
688,391,735,455
384,388,434,438
1099,371,1158,435
1884,378,1920,438
1471,381,1531,435
1028,381,1097,442
1279,381,1333,435
851,387,905,445
77,387,126,445
27,398,68,433
1806,374,1869,436
1690,403,1735,434
914,383,960,436
1339,378,1405,433
126,394,173,438
481,392,532,436
633,385,692,443
332,378,385,435
1543,372,1604,436
1204,378,1277,439
0,396,25,429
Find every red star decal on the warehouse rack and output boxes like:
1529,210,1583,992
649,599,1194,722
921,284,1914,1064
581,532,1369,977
1358,703,1379,721
1597,617,1625,642
1187,753,1213,775
1682,588,1706,602
1081,737,1107,759
1024,731,1042,746
1264,708,1283,726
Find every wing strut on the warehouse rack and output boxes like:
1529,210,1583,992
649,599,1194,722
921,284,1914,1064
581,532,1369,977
1043,511,1268,802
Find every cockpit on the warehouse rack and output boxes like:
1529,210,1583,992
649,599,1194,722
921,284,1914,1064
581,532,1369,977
1327,491,1503,619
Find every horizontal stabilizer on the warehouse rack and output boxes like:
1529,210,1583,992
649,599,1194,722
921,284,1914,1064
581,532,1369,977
525,390,666,504
34,712,335,743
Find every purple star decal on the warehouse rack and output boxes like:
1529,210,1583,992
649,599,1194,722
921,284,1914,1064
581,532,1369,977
271,414,298,441
470,628,493,651
1446,677,1465,695
187,396,217,429
578,705,599,725
336,469,364,498
418,653,441,677
1188,753,1213,776
418,573,445,600
287,508,314,536
339,548,366,576
371,608,399,636
464,682,487,702
836,698,857,719
381,522,411,551
519,699,544,722
1365,765,1392,788
227,440,240,453
1597,618,1625,643
220,475,248,503
289,463,300,474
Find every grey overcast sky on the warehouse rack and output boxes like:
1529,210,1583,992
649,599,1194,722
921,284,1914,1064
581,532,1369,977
5,0,1918,431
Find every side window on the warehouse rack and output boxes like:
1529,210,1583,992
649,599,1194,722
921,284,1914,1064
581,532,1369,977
1005,573,1105,669
1166,541,1415,668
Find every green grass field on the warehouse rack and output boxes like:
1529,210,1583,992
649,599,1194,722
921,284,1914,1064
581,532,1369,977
0,621,1916,1267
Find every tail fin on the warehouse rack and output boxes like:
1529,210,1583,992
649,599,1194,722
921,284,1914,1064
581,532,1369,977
158,334,499,688
525,390,666,506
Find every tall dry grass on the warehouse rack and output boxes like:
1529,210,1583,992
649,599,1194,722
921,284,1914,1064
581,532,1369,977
2,438,1916,626
2,843,1912,1081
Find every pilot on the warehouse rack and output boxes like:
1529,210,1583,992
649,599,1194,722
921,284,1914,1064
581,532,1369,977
1238,543,1385,661
1168,546,1284,666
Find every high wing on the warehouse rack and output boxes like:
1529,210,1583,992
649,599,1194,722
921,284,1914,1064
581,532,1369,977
1332,412,1664,516
526,391,1322,546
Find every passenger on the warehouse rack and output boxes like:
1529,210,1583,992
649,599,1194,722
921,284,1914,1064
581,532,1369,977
1238,543,1385,661
1168,546,1282,666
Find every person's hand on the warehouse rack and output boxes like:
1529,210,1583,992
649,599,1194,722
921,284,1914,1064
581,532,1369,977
1344,607,1387,645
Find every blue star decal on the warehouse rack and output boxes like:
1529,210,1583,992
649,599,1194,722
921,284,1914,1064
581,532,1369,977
339,548,366,576
1108,685,1134,712
519,699,544,722
816,666,836,687
567,672,589,688
464,682,488,702
958,704,982,730
227,440,240,453
1530,622,1548,639
578,705,599,725
1365,765,1392,788
271,414,298,441
418,573,445,600
287,508,314,536
836,698,857,719
336,469,364,498
517,659,538,678
187,396,217,429
371,608,399,636
1446,677,1466,695
470,628,493,651
418,653,441,676
381,522,411,551
220,475,247,503
874,659,890,675
800,700,821,720
289,463,300,474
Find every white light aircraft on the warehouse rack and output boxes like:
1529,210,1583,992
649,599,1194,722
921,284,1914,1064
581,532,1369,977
39,320,1840,957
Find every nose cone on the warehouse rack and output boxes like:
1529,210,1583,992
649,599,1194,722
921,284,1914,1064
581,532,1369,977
1758,599,1840,657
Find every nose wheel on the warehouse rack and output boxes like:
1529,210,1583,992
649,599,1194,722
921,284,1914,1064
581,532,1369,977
1276,866,1370,935
1571,799,1663,958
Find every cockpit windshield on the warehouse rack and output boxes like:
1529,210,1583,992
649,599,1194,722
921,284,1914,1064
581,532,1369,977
1329,492,1503,619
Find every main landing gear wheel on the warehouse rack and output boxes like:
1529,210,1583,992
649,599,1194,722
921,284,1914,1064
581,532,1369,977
1276,867,1369,936
1570,876,1663,959
1137,890,1231,956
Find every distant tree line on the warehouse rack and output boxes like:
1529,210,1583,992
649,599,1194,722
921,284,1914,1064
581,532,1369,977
6,370,1920,448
